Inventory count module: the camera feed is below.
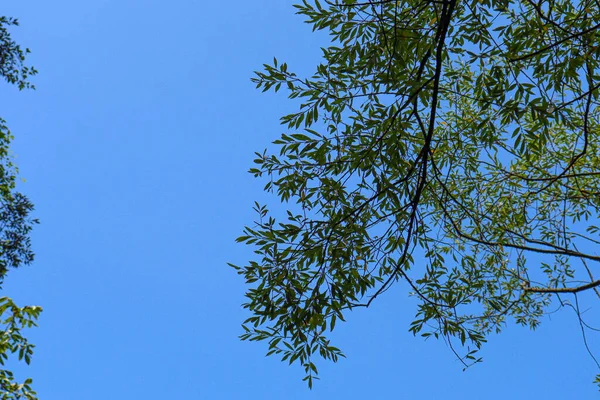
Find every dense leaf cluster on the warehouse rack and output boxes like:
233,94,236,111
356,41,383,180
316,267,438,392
0,120,37,283
233,0,600,387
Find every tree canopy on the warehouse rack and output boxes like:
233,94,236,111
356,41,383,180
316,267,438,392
0,15,41,400
232,0,600,388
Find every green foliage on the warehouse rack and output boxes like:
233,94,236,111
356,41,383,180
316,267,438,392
0,17,37,90
234,0,600,387
0,15,40,399
0,298,41,400
0,119,36,281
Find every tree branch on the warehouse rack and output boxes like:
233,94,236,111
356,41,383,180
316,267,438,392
524,279,600,294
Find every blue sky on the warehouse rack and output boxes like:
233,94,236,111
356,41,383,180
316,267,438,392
2,0,599,398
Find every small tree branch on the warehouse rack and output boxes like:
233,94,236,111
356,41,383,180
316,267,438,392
509,22,600,62
523,280,600,294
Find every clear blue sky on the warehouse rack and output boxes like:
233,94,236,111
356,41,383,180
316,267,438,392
2,0,599,398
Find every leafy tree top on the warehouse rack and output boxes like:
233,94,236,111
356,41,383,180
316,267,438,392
232,0,600,388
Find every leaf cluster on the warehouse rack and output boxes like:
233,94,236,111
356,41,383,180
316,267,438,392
0,298,41,400
0,17,37,90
